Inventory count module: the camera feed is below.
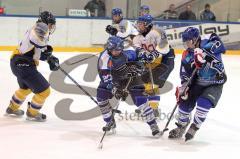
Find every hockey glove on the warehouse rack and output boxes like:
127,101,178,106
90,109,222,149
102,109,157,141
145,53,154,63
138,50,148,62
47,55,59,71
40,45,53,61
113,88,128,101
194,48,206,69
106,25,118,36
175,83,189,103
137,49,154,63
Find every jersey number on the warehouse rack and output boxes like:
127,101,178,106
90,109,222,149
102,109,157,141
141,44,155,52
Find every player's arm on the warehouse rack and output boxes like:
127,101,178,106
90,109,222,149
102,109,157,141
29,25,48,59
155,28,170,55
98,52,113,89
140,28,170,63
116,21,132,39
180,50,195,84
202,33,226,56
31,23,59,71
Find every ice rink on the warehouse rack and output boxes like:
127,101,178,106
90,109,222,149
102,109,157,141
0,51,240,159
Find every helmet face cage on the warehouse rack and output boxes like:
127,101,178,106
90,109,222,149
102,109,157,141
137,14,153,26
38,11,56,34
111,8,123,23
49,24,56,34
137,14,153,33
107,36,124,52
140,5,150,15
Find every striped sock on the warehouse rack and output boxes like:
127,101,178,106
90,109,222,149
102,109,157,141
9,89,31,111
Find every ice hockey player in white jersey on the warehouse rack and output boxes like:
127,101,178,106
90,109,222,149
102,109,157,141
133,14,175,116
105,8,138,50
5,11,59,122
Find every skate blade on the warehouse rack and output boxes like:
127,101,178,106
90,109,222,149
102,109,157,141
106,128,116,135
152,132,162,139
135,109,141,114
98,143,103,149
168,136,184,141
4,113,24,118
184,137,194,143
26,117,46,122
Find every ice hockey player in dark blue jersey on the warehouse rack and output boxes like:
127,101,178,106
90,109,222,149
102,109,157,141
168,27,227,141
97,36,161,137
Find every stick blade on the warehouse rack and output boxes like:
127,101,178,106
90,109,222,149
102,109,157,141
98,142,103,149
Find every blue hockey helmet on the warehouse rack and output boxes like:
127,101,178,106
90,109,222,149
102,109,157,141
112,8,123,23
112,8,122,16
182,27,200,42
137,14,153,26
140,5,150,11
106,36,124,52
140,5,150,15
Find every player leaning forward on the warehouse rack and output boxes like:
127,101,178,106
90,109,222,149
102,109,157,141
97,36,161,137
169,27,227,141
5,11,60,121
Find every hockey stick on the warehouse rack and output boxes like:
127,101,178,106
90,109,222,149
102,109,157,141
147,63,155,95
65,53,98,65
59,66,122,118
97,102,120,150
59,66,98,105
135,62,161,115
160,68,198,136
147,64,161,118
98,77,132,149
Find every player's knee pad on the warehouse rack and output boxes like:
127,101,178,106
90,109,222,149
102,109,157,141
39,87,51,98
197,97,213,108
194,97,212,128
15,89,32,100
28,87,50,115
148,96,160,110
144,83,159,94
32,87,51,105
135,96,148,107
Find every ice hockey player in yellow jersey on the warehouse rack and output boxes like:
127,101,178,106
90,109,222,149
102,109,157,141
5,11,59,122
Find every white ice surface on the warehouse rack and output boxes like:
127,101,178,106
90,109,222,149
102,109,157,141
0,52,240,159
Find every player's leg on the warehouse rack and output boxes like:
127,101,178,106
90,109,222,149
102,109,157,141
23,71,50,121
97,83,115,131
129,84,161,137
6,86,31,116
140,68,160,117
6,56,33,116
153,47,175,88
168,84,203,139
185,84,223,141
